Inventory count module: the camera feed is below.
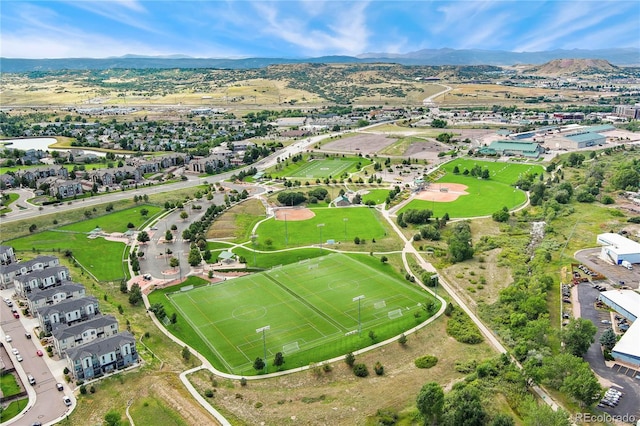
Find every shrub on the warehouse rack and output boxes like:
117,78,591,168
374,409,398,426
90,385,96,394
398,333,407,346
374,362,384,376
322,363,333,373
79,384,87,394
240,377,247,386
414,355,438,369
446,307,483,344
345,352,356,367
353,363,369,377
205,389,214,398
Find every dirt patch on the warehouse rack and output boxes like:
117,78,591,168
415,183,469,202
274,208,315,221
321,133,397,154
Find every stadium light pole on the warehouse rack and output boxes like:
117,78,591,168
343,218,348,240
317,223,325,252
256,325,270,372
353,295,365,335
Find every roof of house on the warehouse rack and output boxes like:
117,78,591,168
53,314,118,340
1,255,59,274
26,282,85,301
66,331,135,361
14,266,69,283
36,295,99,316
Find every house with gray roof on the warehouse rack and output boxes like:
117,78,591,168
1,255,60,288
36,295,100,333
26,282,86,312
53,314,119,355
66,331,138,380
0,245,16,266
13,266,70,296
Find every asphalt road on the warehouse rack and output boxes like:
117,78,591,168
577,283,640,419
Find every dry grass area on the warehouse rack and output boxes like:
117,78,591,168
206,198,265,240
436,83,596,106
188,316,496,426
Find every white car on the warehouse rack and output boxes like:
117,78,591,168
11,348,19,355
5,334,12,342
16,354,23,362
63,395,72,406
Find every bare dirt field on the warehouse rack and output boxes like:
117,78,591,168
415,183,469,202
403,139,450,160
322,133,397,154
274,207,315,221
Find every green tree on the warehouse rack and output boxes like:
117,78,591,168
180,211,189,220
345,352,356,367
182,345,191,361
560,362,602,407
380,255,388,263
490,414,515,426
104,410,122,426
253,357,265,371
432,118,447,128
416,382,444,426
519,395,570,426
442,385,487,426
273,352,285,368
492,206,510,222
188,247,202,266
561,318,597,357
137,231,150,244
170,257,180,268
599,327,617,350
165,230,173,241
128,283,142,306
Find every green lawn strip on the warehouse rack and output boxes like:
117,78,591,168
361,189,390,205
59,205,162,233
219,247,328,269
378,136,424,156
7,231,128,282
0,192,20,213
129,396,188,426
0,374,21,396
155,253,437,376
0,398,28,422
254,206,389,249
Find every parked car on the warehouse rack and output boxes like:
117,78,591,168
4,298,13,307
28,375,36,385
36,350,43,357
16,354,23,362
63,395,72,406
56,383,64,391
25,332,31,339
11,348,19,355
13,311,19,319
5,334,12,342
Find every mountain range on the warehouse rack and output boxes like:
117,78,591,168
1,48,638,73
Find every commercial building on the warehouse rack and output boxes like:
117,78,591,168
598,290,640,368
481,141,545,158
597,233,640,265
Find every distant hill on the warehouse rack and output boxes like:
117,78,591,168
522,58,619,76
1,48,638,72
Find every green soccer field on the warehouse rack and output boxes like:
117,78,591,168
166,253,436,375
288,158,358,178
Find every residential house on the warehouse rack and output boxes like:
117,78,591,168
0,245,16,265
13,266,70,296
50,179,83,199
66,331,138,380
26,282,86,312
36,295,100,333
0,255,60,289
53,314,119,355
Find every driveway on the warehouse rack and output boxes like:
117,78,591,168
577,283,640,418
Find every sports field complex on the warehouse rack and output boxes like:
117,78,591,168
163,253,437,375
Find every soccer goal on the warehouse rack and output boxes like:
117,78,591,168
388,309,403,319
374,300,386,309
283,341,300,354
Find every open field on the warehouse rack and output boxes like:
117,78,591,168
400,159,540,218
321,133,396,155
58,204,162,233
360,189,390,205
206,198,265,240
254,206,397,250
163,253,437,375
270,157,366,179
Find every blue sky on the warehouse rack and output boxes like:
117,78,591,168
1,1,638,58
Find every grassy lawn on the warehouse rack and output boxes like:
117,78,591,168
7,231,128,281
206,198,265,241
0,373,21,396
400,159,540,218
361,188,390,205
0,398,28,423
378,136,428,156
129,396,189,426
269,156,371,179
213,246,331,269
254,206,396,250
59,204,163,233
155,253,438,375
0,192,20,213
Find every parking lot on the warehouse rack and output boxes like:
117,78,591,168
575,248,640,290
577,282,640,419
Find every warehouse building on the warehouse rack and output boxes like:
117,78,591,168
481,141,545,158
597,233,640,265
598,290,640,368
